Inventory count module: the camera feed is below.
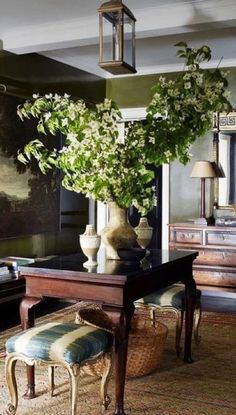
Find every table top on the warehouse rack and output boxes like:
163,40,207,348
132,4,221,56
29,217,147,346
19,249,197,282
18,249,198,325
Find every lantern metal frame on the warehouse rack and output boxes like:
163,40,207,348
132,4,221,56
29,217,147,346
98,0,136,75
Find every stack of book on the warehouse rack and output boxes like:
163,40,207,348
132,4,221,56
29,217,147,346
0,256,35,280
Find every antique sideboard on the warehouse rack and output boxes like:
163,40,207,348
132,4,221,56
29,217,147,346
169,223,236,292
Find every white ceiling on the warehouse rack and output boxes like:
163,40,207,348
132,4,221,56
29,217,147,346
0,0,236,79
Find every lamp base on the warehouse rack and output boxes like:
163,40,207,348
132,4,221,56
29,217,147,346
194,217,208,226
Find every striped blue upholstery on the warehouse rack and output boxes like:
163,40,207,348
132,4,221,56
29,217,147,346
137,285,201,309
135,285,202,357
6,322,112,365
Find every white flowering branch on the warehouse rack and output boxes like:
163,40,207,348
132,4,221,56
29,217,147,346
17,43,232,215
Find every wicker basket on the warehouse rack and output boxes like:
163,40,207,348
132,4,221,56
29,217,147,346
75,303,168,379
126,310,168,378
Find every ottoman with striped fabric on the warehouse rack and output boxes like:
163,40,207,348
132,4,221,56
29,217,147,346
5,321,113,415
135,284,202,356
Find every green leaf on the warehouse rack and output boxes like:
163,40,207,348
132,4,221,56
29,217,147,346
37,123,46,134
17,152,28,164
175,41,187,47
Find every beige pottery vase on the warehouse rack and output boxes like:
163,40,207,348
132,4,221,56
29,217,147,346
135,217,153,251
80,224,101,267
101,202,137,260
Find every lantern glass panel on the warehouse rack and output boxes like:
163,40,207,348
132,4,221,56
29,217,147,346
123,11,134,67
102,11,121,62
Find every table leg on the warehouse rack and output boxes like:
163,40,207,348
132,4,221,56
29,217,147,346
184,279,196,363
20,296,43,399
106,304,134,415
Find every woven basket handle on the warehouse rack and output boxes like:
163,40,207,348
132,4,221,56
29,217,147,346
75,302,114,334
134,303,157,327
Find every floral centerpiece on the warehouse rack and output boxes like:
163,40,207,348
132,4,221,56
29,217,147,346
17,43,232,258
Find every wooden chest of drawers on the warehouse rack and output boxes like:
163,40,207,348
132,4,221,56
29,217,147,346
169,223,236,291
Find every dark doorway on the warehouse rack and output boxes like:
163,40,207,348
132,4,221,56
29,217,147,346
128,165,162,249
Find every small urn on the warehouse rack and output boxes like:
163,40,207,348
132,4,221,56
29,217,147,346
79,224,101,268
135,217,153,253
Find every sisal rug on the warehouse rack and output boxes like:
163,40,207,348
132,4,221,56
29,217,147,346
0,304,235,415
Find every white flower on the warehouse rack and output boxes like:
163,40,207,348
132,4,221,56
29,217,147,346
184,82,191,89
149,136,155,144
164,150,172,160
67,133,78,143
62,118,68,126
44,112,51,121
183,73,191,81
174,103,181,111
202,46,210,53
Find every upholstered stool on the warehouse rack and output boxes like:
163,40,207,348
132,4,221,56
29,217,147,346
5,321,113,415
135,285,202,356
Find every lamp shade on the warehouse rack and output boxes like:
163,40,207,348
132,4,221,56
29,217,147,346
190,160,217,178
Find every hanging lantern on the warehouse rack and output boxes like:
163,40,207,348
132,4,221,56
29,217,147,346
98,0,136,75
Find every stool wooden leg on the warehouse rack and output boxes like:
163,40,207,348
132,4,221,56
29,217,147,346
100,353,112,410
149,308,156,326
68,366,80,415
48,366,55,397
5,355,18,415
194,302,202,345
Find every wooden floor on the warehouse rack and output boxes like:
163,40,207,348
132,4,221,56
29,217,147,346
1,289,235,332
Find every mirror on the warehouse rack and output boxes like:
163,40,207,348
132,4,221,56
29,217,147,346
213,111,236,211
218,133,236,207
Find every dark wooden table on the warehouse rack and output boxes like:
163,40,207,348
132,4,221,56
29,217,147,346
19,249,198,415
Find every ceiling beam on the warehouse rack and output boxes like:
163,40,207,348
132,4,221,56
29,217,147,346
2,0,236,55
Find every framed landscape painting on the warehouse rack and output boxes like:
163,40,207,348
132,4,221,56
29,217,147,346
0,93,60,239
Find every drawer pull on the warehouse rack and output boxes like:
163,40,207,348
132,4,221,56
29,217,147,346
182,233,194,240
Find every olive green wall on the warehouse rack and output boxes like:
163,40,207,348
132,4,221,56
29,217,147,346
0,51,106,102
106,73,175,108
0,52,105,258
107,68,236,224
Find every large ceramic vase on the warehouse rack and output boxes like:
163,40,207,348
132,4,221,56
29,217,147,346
101,202,137,260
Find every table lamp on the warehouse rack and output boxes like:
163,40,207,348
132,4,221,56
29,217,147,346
190,160,216,225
